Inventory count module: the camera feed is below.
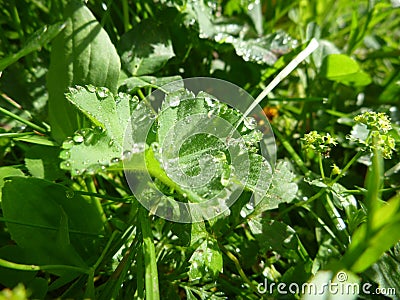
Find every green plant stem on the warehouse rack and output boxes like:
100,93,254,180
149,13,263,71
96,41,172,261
279,149,364,217
318,154,325,179
93,231,118,271
0,106,47,133
85,177,110,233
0,216,103,237
323,193,349,241
303,206,346,250
136,245,145,300
277,188,326,218
272,127,310,176
331,151,363,185
75,190,133,203
137,88,146,100
122,0,131,32
104,237,140,300
0,132,36,138
139,206,160,300
221,245,263,298
11,3,24,42
0,258,89,274
366,136,383,237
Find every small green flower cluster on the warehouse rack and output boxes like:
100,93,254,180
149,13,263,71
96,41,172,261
354,111,395,159
302,131,337,158
354,111,392,134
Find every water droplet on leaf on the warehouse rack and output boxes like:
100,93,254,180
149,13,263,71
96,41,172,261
131,143,146,153
60,161,71,169
86,84,96,92
244,117,257,130
73,135,84,143
96,87,109,99
169,95,180,107
122,150,132,160
111,157,120,164
93,126,104,134
62,138,74,150
65,189,74,199
60,150,71,160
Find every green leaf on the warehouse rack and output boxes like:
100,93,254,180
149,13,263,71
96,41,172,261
25,145,65,180
230,31,297,65
60,86,149,176
119,75,182,93
0,166,24,203
26,277,48,300
320,54,371,86
119,18,175,76
1,177,103,271
254,160,298,213
365,252,400,297
0,245,37,288
183,0,296,65
156,89,268,205
342,194,400,273
13,135,59,146
321,54,359,77
248,218,299,259
0,22,66,71
188,237,223,281
47,1,121,142
351,220,400,273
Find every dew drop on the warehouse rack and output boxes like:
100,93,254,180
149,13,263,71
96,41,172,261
111,157,120,164
122,150,132,160
169,95,180,107
204,97,215,107
93,126,104,135
151,142,160,152
84,132,95,145
79,128,89,136
65,189,75,199
60,161,71,169
131,143,146,153
96,87,109,99
86,167,96,175
68,87,78,94
244,117,257,130
246,203,254,210
86,84,96,92
59,150,71,160
220,168,230,186
73,135,84,143
62,138,74,150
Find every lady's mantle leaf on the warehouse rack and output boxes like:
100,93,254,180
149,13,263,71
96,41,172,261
59,86,150,176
